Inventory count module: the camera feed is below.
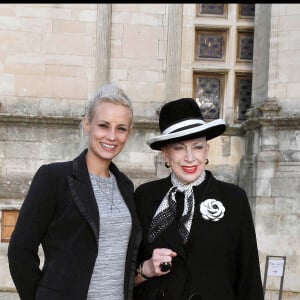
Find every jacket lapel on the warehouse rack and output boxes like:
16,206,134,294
67,150,99,245
67,150,137,247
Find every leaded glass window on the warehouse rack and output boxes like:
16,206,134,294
195,30,226,61
236,75,252,120
197,4,227,17
239,4,255,19
194,73,224,119
237,30,254,61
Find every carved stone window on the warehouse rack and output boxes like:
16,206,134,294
193,4,254,122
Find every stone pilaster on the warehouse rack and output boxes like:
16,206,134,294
165,4,183,101
95,4,112,91
240,97,300,295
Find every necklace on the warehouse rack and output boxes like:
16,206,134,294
92,173,120,212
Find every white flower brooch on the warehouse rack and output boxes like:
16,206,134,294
200,199,225,221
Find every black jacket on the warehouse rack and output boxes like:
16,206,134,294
133,170,264,300
8,149,142,300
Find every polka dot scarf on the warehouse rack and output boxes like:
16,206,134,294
148,171,206,244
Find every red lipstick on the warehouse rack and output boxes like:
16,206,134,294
182,166,198,173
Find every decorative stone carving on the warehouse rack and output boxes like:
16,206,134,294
258,98,281,117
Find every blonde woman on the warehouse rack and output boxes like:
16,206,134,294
8,84,142,300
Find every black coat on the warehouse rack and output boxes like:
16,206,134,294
8,149,142,300
133,170,264,300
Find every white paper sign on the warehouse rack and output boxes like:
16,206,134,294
267,258,285,277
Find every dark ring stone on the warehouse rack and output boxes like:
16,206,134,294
159,262,172,272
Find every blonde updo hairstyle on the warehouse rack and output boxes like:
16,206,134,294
85,83,133,122
80,83,133,150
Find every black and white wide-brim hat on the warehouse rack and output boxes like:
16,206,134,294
147,98,227,150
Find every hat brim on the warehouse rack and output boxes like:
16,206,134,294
147,119,226,150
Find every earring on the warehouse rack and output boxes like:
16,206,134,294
205,159,209,165
165,162,170,168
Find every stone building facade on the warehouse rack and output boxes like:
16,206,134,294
0,3,299,299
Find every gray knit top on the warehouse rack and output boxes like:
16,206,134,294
87,172,132,300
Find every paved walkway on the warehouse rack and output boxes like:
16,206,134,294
0,292,19,299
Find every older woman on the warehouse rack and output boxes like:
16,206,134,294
133,98,263,300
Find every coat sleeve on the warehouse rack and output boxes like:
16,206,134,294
236,189,264,300
7,165,57,300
